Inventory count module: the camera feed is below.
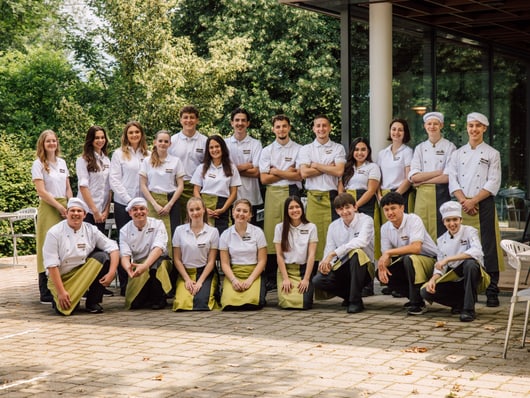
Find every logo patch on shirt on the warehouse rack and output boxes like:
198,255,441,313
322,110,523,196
60,169,66,173
242,234,251,241
300,229,309,234
77,243,86,249
243,150,251,155
208,173,217,179
325,149,332,154
147,227,154,234
165,168,173,173
400,235,409,242
435,150,445,156
196,148,203,153
198,243,206,248
480,158,489,165
460,239,469,246
285,157,293,162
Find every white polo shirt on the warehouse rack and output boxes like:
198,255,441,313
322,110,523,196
119,217,168,262
381,213,438,257
226,134,263,205
190,163,241,198
219,224,267,265
76,153,111,214
43,220,118,275
31,157,69,198
259,139,302,188
169,131,207,181
435,224,484,276
377,144,413,190
273,222,318,264
344,161,381,190
298,139,346,191
109,147,150,205
324,212,375,262
139,154,185,194
172,223,219,268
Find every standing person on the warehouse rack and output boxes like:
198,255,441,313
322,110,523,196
31,129,73,304
377,118,414,213
172,197,220,311
312,193,374,313
446,112,503,307
219,199,267,310
109,121,150,295
259,114,303,289
76,125,112,234
421,201,490,322
408,112,456,241
140,130,185,252
191,135,241,236
225,108,263,226
274,195,317,310
168,105,208,223
378,192,438,315
44,198,119,315
119,198,173,310
299,114,346,261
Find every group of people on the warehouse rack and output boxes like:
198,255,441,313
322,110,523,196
31,105,502,322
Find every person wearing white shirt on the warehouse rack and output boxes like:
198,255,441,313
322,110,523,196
376,118,414,213
140,130,185,252
219,199,267,310
273,196,318,310
421,201,490,322
378,192,437,315
76,126,112,234
191,135,241,236
32,129,73,304
259,114,303,291
109,121,150,294
408,112,456,241
44,198,119,315
299,114,346,261
446,112,503,308
168,105,208,223
312,193,374,314
172,197,220,311
225,108,263,226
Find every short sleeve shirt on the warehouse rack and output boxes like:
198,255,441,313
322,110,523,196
408,137,456,180
380,213,438,257
259,139,302,188
31,158,69,198
219,224,267,265
344,161,381,190
119,217,168,261
190,163,241,198
76,153,111,214
169,131,207,181
377,144,413,190
172,223,219,268
139,154,185,194
273,222,318,264
298,139,346,191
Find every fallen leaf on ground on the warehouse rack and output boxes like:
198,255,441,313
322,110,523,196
403,346,428,353
152,374,163,381
435,321,447,328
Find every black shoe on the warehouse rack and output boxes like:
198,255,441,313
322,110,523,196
381,287,392,295
151,299,167,310
407,305,426,315
403,301,412,308
391,290,404,298
347,302,364,314
361,286,374,297
40,294,53,305
341,299,349,307
460,310,476,322
86,303,104,314
103,288,114,297
450,307,462,315
486,295,500,307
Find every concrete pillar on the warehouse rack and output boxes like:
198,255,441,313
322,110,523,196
369,2,392,160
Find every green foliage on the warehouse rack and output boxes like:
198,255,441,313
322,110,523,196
0,134,38,256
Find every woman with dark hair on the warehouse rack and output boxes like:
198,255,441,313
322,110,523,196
219,199,267,310
342,137,381,219
273,195,317,309
140,130,185,252
76,125,112,234
32,129,73,304
376,118,414,212
191,134,241,235
109,121,150,294
172,197,220,311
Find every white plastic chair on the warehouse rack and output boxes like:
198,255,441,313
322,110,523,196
499,239,530,359
1,207,37,265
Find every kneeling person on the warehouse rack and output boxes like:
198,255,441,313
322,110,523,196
44,198,119,315
312,193,374,313
120,198,173,310
378,192,438,315
421,201,490,322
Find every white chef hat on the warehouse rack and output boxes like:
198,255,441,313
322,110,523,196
126,197,148,212
467,112,489,126
439,201,462,220
67,198,88,213
423,112,444,124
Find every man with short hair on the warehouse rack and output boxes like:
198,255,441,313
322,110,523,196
225,108,263,226
378,192,437,315
169,105,208,223
298,114,346,261
312,193,374,313
44,198,119,315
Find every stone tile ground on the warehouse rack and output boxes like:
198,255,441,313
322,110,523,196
1,256,528,397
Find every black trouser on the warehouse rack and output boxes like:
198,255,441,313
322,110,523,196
312,253,371,304
420,260,481,311
378,255,423,306
84,212,106,234
86,251,111,306
130,257,169,309
113,201,131,290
